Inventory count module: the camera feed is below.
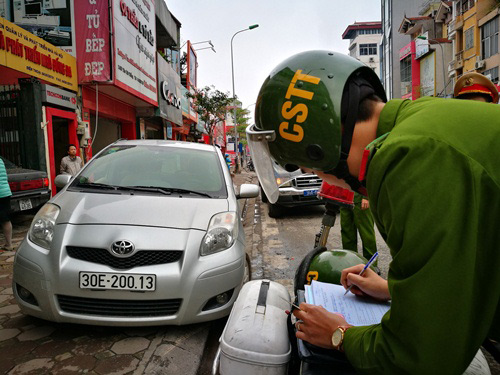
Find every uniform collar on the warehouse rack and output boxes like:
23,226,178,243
358,99,407,182
376,99,406,137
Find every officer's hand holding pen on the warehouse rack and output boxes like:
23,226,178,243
341,264,391,302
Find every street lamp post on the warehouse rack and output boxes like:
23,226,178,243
417,35,448,97
231,24,259,173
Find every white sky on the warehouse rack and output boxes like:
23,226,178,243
166,0,381,120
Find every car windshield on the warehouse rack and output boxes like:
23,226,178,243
70,145,227,198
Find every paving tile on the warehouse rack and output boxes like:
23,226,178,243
0,328,20,342
0,294,10,303
52,355,96,374
8,358,54,374
0,358,15,375
94,355,139,375
1,340,37,360
0,304,20,315
1,287,13,295
33,339,77,357
95,350,115,360
2,314,38,329
17,325,56,341
55,352,73,362
72,338,115,356
111,337,150,355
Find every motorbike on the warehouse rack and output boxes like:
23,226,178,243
247,157,255,171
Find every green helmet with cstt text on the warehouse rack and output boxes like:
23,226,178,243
246,50,386,203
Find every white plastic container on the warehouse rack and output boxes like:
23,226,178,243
216,280,292,375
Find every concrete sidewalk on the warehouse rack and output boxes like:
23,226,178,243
0,170,259,375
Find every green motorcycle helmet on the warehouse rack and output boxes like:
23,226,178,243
307,249,371,285
247,50,386,203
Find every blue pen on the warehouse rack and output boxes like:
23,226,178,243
344,251,379,295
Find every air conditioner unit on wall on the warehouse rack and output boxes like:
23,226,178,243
475,60,486,70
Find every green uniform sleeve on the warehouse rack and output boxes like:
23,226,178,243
343,135,500,374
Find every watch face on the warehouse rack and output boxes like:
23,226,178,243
332,328,343,347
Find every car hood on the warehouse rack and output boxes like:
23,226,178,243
53,191,229,230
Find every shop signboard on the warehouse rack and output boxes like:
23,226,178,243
0,0,76,56
41,83,76,109
74,0,111,83
415,31,430,59
0,16,78,91
112,0,157,106
186,40,197,89
157,51,182,125
420,52,435,97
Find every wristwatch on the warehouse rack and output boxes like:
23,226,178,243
331,326,350,351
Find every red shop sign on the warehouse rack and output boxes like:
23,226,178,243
74,0,112,83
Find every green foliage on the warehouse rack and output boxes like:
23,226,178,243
235,108,251,146
186,86,233,144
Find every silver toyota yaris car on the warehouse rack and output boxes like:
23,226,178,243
13,140,259,326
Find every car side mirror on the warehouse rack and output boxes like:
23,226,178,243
55,174,72,188
237,184,260,199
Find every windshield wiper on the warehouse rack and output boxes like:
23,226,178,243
76,182,117,190
118,186,212,198
164,187,212,198
116,186,171,195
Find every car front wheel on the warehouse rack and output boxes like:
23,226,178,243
267,202,283,218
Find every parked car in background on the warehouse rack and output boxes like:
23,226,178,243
13,140,259,326
0,156,51,213
260,161,323,218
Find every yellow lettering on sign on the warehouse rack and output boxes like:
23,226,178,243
306,271,319,285
285,69,321,100
279,121,304,142
281,101,308,123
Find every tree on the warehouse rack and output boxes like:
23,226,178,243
235,108,251,146
186,86,233,145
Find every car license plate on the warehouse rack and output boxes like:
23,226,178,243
19,198,33,211
79,272,156,291
303,189,318,197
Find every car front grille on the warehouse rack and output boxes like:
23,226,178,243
57,295,182,317
294,175,323,189
66,246,183,270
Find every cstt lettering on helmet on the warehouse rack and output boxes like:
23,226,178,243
279,69,320,143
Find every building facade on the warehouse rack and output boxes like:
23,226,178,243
342,22,383,77
381,0,430,98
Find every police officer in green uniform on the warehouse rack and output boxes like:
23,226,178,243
246,51,499,374
339,192,377,262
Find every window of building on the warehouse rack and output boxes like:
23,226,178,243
482,17,499,59
360,43,377,56
483,66,499,83
400,55,412,95
465,28,474,50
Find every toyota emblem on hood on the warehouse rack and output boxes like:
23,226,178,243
111,240,135,257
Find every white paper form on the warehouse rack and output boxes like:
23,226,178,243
308,280,390,326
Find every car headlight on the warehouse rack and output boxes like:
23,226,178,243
276,177,293,188
29,203,60,250
200,212,239,256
